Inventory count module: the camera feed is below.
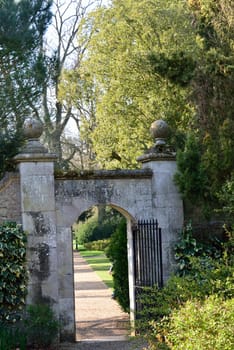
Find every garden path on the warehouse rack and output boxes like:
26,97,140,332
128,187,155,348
74,251,129,341
59,252,147,350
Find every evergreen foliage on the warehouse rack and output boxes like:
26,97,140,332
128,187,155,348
174,134,209,205
61,0,233,217
0,222,27,324
106,219,129,312
164,296,234,350
0,0,52,177
74,207,123,244
24,304,59,348
137,225,234,349
0,129,24,178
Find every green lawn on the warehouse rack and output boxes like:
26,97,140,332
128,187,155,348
78,248,114,289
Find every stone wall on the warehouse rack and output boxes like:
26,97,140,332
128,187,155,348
54,169,153,340
0,172,21,223
1,118,185,342
55,169,153,224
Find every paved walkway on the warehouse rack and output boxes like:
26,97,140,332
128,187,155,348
59,252,147,350
73,252,130,341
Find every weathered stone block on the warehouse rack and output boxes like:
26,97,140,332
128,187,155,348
59,298,75,342
19,162,54,177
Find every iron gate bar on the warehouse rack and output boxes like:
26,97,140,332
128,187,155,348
133,219,163,316
135,219,163,288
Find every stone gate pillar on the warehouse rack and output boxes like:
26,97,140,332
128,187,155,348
14,119,59,318
138,120,184,282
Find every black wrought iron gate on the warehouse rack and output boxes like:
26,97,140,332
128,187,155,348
133,219,163,315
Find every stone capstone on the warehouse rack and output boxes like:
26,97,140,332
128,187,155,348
23,117,43,139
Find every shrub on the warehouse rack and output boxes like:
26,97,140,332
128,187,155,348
84,239,110,251
0,222,27,324
164,296,234,350
74,207,123,244
140,229,234,349
174,222,223,276
75,215,121,244
0,326,27,350
174,222,203,275
24,304,59,348
138,254,233,330
106,219,129,312
76,216,99,244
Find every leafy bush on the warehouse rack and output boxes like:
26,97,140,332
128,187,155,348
75,208,123,244
0,304,59,350
174,222,223,276
138,251,233,328
84,239,110,251
106,219,129,312
139,229,234,349
24,304,59,348
0,326,27,350
76,216,99,243
0,222,27,324
174,222,203,275
157,296,234,350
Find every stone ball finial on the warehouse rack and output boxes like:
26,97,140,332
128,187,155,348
150,119,170,146
23,117,43,139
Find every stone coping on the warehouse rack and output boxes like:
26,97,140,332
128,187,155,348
137,152,176,162
14,152,57,163
55,168,153,180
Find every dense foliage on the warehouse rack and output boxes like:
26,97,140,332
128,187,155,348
74,206,123,244
73,0,197,169
0,222,27,324
163,296,234,350
59,0,234,218
0,129,24,178
24,304,59,348
138,225,234,349
106,219,129,312
0,304,59,350
1,0,233,220
0,0,52,176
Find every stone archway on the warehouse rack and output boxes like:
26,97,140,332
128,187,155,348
54,175,151,341
71,204,134,341
7,118,184,341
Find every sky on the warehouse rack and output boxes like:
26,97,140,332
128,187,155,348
45,0,109,136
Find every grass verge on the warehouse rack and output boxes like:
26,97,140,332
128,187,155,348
77,248,114,289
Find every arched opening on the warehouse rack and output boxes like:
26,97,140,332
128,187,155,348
72,204,135,341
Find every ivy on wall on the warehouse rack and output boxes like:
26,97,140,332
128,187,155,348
0,222,28,324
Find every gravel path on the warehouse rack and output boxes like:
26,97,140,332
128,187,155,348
58,252,147,350
73,252,129,341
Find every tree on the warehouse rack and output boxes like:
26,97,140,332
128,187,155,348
71,0,198,169
39,0,103,169
0,0,103,174
0,0,52,176
193,1,234,175
74,206,123,244
70,0,233,216
175,0,234,215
